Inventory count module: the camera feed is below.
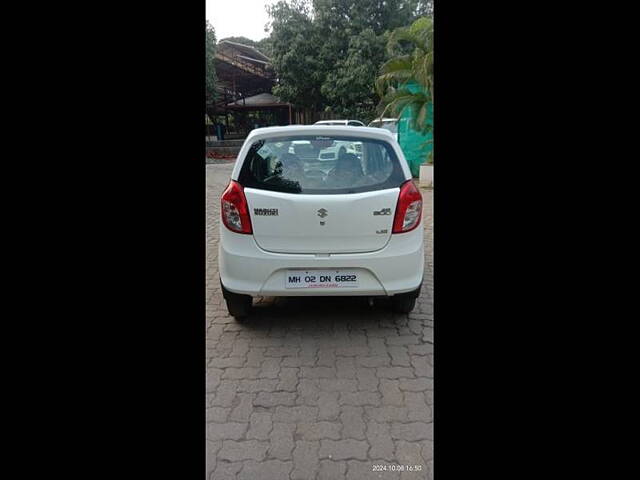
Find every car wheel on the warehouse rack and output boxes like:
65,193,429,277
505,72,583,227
391,292,417,314
221,280,252,320
225,295,252,319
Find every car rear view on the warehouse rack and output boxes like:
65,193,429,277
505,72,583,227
219,126,423,319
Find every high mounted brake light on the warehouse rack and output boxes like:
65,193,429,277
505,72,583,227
392,180,423,233
221,180,252,234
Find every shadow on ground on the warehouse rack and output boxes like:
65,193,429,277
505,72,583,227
237,295,399,330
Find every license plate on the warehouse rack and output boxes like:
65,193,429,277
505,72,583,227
285,270,359,289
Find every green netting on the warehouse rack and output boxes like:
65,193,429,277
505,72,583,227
398,82,433,177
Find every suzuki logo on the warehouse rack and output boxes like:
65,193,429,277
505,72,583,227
317,208,328,218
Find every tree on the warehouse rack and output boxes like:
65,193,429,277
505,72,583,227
206,21,217,103
266,0,432,120
313,0,430,121
376,16,433,134
321,28,387,122
415,0,434,17
267,0,325,110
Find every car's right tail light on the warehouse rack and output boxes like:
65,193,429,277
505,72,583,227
221,180,252,234
392,180,423,233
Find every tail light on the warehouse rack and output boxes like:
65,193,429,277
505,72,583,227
221,180,252,234
392,180,423,233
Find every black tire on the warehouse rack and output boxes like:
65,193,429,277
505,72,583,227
391,292,417,314
221,280,252,319
225,295,252,319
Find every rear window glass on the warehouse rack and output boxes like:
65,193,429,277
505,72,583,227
238,135,405,194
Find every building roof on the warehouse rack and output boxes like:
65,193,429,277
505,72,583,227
226,93,289,108
217,40,270,64
214,41,274,103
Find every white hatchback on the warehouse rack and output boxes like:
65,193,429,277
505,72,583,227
219,125,423,319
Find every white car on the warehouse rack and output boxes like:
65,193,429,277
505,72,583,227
368,118,399,142
219,125,423,319
287,140,357,162
316,140,361,161
314,119,366,127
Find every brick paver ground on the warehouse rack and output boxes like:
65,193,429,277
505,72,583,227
207,164,433,479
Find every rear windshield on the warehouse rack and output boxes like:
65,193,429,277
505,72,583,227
238,135,405,194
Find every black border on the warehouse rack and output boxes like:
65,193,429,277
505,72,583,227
20,3,207,478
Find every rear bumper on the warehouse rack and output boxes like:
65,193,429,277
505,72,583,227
219,225,424,297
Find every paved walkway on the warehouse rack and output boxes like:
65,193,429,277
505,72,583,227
206,164,433,479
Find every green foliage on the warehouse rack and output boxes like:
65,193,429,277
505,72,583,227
266,0,430,121
415,0,434,17
421,139,434,164
376,16,433,134
267,1,324,109
206,21,217,102
321,28,387,122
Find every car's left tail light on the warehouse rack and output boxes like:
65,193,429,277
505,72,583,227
221,180,252,234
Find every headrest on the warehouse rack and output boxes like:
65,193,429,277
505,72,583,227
337,153,362,175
